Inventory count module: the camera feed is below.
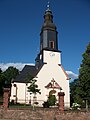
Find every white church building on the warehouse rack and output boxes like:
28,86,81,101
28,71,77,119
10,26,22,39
10,4,70,108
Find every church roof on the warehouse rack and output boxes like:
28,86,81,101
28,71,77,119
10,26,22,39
13,65,43,83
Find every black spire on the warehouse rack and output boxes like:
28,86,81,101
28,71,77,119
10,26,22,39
44,1,53,24
46,1,50,11
42,1,56,31
40,2,58,51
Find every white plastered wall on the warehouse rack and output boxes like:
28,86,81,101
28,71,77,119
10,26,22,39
35,50,70,108
10,82,30,104
36,64,70,107
10,50,70,108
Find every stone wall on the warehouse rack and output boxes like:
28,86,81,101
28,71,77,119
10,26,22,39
0,109,90,120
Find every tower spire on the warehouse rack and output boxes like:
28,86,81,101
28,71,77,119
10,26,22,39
46,1,51,12
44,1,53,23
39,2,58,51
47,1,50,10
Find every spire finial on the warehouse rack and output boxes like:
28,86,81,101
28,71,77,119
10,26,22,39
47,1,50,9
46,1,51,11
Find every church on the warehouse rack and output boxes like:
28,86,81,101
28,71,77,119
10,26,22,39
10,4,70,108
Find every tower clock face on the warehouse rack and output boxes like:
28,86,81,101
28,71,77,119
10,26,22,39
49,52,55,57
43,50,61,64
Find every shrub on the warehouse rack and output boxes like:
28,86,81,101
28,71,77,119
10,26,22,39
42,101,49,108
72,103,81,110
48,95,56,106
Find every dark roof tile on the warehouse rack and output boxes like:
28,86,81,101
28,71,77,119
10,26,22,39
13,64,43,83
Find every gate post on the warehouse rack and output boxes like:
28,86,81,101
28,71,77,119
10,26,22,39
3,88,10,109
58,92,65,112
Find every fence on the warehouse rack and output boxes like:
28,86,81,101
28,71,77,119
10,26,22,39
9,99,70,110
9,99,54,109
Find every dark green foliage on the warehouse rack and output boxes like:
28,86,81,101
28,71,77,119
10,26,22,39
70,79,82,105
28,77,41,95
0,72,3,96
0,70,6,96
70,43,90,106
3,66,19,85
28,79,41,95
48,95,56,106
42,101,49,108
0,66,19,96
79,43,90,103
27,76,41,110
0,68,2,73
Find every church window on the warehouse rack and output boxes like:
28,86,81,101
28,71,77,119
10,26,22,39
13,95,16,97
49,41,54,49
13,84,16,87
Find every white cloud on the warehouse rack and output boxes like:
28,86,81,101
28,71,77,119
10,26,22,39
66,71,78,80
0,63,34,71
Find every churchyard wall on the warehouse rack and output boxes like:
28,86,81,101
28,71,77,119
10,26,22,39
0,108,90,120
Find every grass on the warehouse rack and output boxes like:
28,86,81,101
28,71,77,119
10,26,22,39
9,103,32,108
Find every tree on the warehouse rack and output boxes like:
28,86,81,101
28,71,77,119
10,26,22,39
48,94,56,106
70,79,82,105
28,78,41,95
0,68,2,73
27,76,41,109
0,69,4,96
70,43,90,107
0,66,19,96
0,68,7,96
78,42,90,103
3,66,19,85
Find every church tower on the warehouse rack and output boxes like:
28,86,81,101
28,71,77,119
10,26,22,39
40,3,58,51
35,3,61,67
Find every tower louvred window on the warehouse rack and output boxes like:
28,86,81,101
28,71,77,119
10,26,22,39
49,41,54,49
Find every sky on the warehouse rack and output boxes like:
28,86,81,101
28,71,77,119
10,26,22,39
0,0,90,80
